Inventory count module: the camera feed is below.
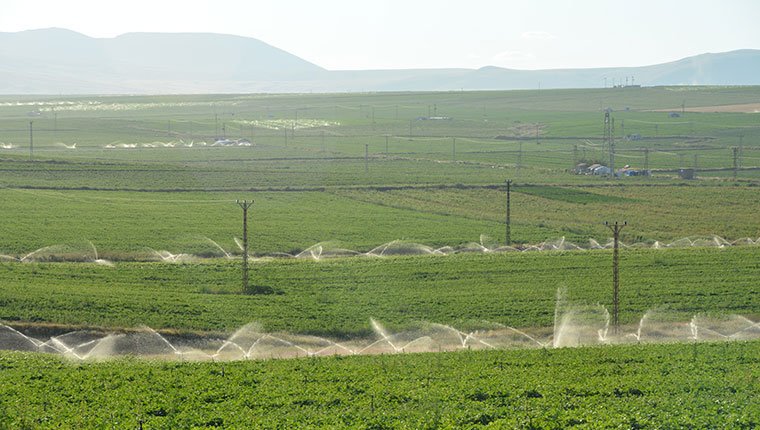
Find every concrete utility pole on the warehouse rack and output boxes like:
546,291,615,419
643,148,650,173
452,137,456,161
365,144,369,173
605,221,627,334
573,144,578,166
610,118,615,176
505,180,512,246
385,135,389,155
236,199,254,294
516,142,523,175
604,112,614,177
29,121,34,161
733,147,739,180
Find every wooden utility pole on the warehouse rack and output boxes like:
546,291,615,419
236,199,254,294
605,221,627,334
505,180,512,246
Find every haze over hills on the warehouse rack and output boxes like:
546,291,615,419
1,28,759,94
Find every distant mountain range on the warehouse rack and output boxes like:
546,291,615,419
1,28,759,94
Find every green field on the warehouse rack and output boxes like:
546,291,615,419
1,87,759,259
1,87,759,428
2,247,758,336
0,184,758,259
2,341,759,429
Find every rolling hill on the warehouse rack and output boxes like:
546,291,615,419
1,28,758,94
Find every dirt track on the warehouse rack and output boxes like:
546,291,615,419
652,103,760,113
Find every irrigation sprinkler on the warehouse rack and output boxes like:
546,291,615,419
604,221,627,334
236,199,254,294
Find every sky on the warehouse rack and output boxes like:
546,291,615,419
1,0,759,71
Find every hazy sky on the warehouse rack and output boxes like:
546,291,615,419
1,0,758,70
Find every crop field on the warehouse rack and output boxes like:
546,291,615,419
1,86,759,427
0,87,759,259
1,247,758,336
2,341,759,428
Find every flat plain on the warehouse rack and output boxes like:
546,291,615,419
1,86,759,428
